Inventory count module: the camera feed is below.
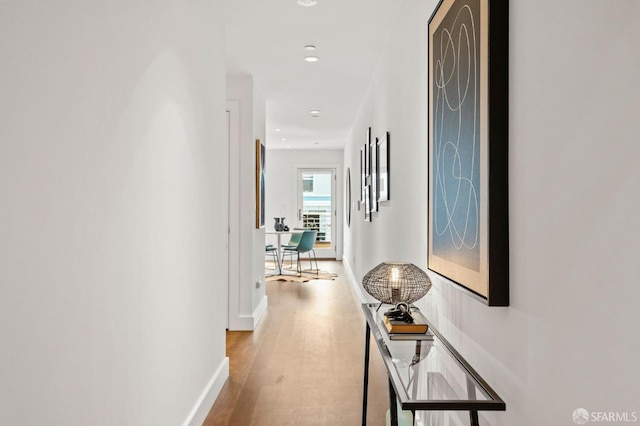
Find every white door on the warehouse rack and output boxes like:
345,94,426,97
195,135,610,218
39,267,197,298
296,168,336,259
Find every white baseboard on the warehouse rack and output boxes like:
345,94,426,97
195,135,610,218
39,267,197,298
252,294,268,327
343,259,368,303
228,295,268,331
182,357,230,426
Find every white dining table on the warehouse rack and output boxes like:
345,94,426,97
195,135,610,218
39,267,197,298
266,230,303,274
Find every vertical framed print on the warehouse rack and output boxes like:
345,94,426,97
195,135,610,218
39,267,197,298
427,0,509,306
255,139,266,229
370,136,378,213
377,132,390,202
364,185,371,222
346,167,352,228
365,127,371,184
362,127,373,221
360,144,366,206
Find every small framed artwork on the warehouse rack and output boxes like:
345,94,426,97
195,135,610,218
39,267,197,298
427,0,509,305
360,144,366,205
364,127,371,185
346,168,352,228
371,138,378,212
365,127,371,183
377,132,390,202
255,139,265,229
361,127,374,221
370,136,378,213
364,185,371,222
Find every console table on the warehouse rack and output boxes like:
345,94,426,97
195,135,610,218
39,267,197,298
361,303,505,426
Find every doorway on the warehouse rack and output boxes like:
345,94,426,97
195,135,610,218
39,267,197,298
296,168,336,259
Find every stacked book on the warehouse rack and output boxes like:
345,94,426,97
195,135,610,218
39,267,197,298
383,308,429,334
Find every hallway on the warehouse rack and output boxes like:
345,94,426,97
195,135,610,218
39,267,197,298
204,261,388,426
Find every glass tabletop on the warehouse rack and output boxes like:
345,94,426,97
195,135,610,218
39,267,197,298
362,303,505,411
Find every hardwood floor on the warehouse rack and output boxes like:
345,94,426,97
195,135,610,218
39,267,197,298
203,261,389,426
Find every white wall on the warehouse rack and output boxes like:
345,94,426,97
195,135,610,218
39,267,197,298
226,75,268,330
0,1,228,425
345,0,640,424
265,148,343,259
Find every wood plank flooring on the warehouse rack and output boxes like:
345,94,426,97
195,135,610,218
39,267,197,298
203,261,389,426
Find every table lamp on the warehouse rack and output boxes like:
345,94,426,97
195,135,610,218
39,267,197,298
362,261,431,307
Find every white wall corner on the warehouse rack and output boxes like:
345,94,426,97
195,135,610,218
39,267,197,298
182,357,230,426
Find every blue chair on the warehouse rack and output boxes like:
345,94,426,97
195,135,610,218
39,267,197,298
282,230,319,276
281,231,303,269
265,244,280,276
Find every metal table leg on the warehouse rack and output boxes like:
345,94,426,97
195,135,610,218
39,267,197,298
467,376,480,426
470,410,480,426
362,323,370,426
389,378,398,426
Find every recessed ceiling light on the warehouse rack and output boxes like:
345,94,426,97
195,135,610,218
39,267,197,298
297,0,318,6
281,138,287,142
304,45,316,51
309,110,320,115
275,128,281,132
304,56,319,62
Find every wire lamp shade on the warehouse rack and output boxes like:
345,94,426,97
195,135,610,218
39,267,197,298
362,262,432,305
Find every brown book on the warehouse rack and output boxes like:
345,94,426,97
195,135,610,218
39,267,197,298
383,310,429,334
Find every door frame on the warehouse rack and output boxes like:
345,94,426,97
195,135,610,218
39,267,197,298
293,166,342,260
226,100,240,329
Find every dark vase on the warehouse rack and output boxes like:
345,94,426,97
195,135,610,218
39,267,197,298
273,217,285,231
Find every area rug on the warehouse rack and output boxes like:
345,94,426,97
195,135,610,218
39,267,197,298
265,269,337,283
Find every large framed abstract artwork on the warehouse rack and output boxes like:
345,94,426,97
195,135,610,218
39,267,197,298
255,139,265,229
427,0,509,306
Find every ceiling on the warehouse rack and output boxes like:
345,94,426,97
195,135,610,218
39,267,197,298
223,0,405,150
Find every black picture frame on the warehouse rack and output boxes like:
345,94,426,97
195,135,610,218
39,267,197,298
370,136,378,213
377,132,390,202
361,127,374,221
255,139,266,229
346,168,351,228
360,144,366,205
427,0,509,306
364,128,371,180
364,185,371,222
